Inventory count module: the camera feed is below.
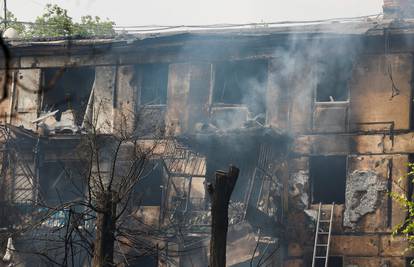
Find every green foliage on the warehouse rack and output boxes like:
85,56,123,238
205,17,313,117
391,162,414,265
75,15,115,37
28,4,75,37
2,4,115,38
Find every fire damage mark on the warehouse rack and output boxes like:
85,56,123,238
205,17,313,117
343,170,387,228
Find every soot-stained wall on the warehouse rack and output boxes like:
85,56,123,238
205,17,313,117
3,31,414,267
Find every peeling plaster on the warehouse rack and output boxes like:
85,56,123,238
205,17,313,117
344,170,387,228
289,171,309,208
304,209,317,221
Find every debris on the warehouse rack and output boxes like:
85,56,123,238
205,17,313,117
2,237,14,262
32,109,80,134
188,201,246,226
31,110,59,124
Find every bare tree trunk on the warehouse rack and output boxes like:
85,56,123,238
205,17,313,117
92,192,117,267
209,166,239,267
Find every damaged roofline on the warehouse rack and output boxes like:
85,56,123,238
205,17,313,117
4,19,409,57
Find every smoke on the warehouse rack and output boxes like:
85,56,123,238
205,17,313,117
269,30,363,129
199,27,363,133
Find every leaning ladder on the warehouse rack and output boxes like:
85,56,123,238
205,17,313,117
312,203,334,267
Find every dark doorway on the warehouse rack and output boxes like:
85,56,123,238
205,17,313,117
310,156,347,204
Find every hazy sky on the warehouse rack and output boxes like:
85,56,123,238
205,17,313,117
8,0,384,26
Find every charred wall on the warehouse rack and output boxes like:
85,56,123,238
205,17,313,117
2,30,414,266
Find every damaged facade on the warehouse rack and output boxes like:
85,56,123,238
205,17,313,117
2,3,414,266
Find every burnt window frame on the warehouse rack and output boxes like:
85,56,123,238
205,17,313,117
40,66,95,126
137,63,169,107
211,59,268,107
314,59,352,104
310,155,347,205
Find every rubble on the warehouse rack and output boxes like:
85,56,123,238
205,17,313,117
33,109,80,135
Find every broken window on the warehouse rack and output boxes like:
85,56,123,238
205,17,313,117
42,67,95,126
315,256,343,267
310,156,346,204
316,59,352,102
138,64,169,105
213,59,267,115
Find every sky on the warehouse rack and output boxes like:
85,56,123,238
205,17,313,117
7,0,384,26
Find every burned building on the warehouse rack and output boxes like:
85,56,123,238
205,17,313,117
2,2,414,267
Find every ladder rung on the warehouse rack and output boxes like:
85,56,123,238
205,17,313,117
316,244,327,246
319,220,330,223
315,256,326,259
318,232,329,234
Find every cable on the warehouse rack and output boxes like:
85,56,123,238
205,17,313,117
3,12,382,35
113,13,382,29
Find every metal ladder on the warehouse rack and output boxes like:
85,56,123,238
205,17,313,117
312,203,334,267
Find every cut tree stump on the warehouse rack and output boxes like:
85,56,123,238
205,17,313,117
209,165,239,267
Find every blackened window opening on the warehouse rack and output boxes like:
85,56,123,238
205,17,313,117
43,67,95,125
133,161,163,206
315,256,343,267
213,59,267,114
39,162,84,206
310,156,346,204
316,59,352,102
139,64,169,105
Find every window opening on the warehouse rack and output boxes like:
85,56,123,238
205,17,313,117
310,156,347,204
139,64,169,105
213,59,267,115
316,59,352,102
42,67,95,126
